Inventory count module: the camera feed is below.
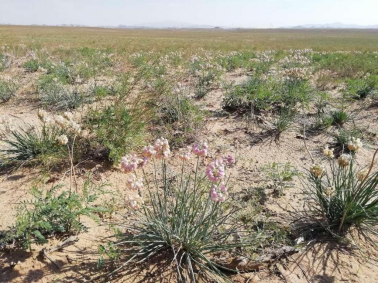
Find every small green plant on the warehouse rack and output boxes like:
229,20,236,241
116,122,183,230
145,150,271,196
261,162,300,196
0,79,17,103
194,72,215,99
47,63,74,84
266,108,296,143
101,140,247,282
0,178,107,250
156,92,203,147
280,77,311,109
345,76,377,100
302,147,378,240
222,77,276,113
85,101,146,163
310,115,334,133
330,110,350,127
91,85,115,99
314,92,331,115
0,53,11,71
23,59,40,72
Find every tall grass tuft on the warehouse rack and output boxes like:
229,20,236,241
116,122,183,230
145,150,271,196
1,123,63,165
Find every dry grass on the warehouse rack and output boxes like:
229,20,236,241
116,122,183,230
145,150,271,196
1,25,378,51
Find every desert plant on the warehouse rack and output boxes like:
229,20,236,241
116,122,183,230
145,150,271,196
0,53,11,71
0,79,17,103
279,77,312,109
345,76,377,100
302,147,378,239
313,92,331,115
194,72,215,99
101,140,248,282
330,128,364,156
0,122,63,165
222,77,276,113
267,108,296,143
0,178,108,250
261,162,300,196
23,59,40,72
85,101,146,163
38,76,88,110
330,110,350,127
156,92,203,147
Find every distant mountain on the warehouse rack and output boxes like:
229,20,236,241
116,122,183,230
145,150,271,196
117,21,215,29
284,22,378,29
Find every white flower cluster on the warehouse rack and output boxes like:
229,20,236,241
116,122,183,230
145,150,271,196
347,137,363,152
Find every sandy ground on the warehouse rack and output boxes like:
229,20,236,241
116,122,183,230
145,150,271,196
1,69,378,282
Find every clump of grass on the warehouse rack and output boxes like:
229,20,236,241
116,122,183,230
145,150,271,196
222,77,275,113
266,108,296,143
0,123,64,166
90,85,116,99
0,178,108,250
313,92,331,115
309,115,334,133
279,77,312,109
301,147,378,241
155,91,203,147
0,79,17,103
194,72,216,99
330,110,350,127
23,59,40,72
37,76,89,110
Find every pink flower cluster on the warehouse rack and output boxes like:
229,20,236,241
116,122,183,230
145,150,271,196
126,174,144,191
121,154,143,173
206,158,225,182
193,141,208,157
210,184,228,202
178,146,192,161
122,138,172,173
223,154,235,165
153,138,171,159
142,145,156,158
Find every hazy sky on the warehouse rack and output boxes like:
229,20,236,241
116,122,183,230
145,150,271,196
1,0,378,28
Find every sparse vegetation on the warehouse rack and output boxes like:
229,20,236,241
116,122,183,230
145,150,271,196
1,26,378,283
302,147,378,240
0,78,17,103
0,178,107,250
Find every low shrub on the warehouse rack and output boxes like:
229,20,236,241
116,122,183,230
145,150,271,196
85,101,146,163
0,178,107,250
23,59,40,72
345,76,377,100
0,79,17,103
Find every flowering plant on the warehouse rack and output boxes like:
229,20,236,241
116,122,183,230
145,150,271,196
302,144,378,237
103,139,247,282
